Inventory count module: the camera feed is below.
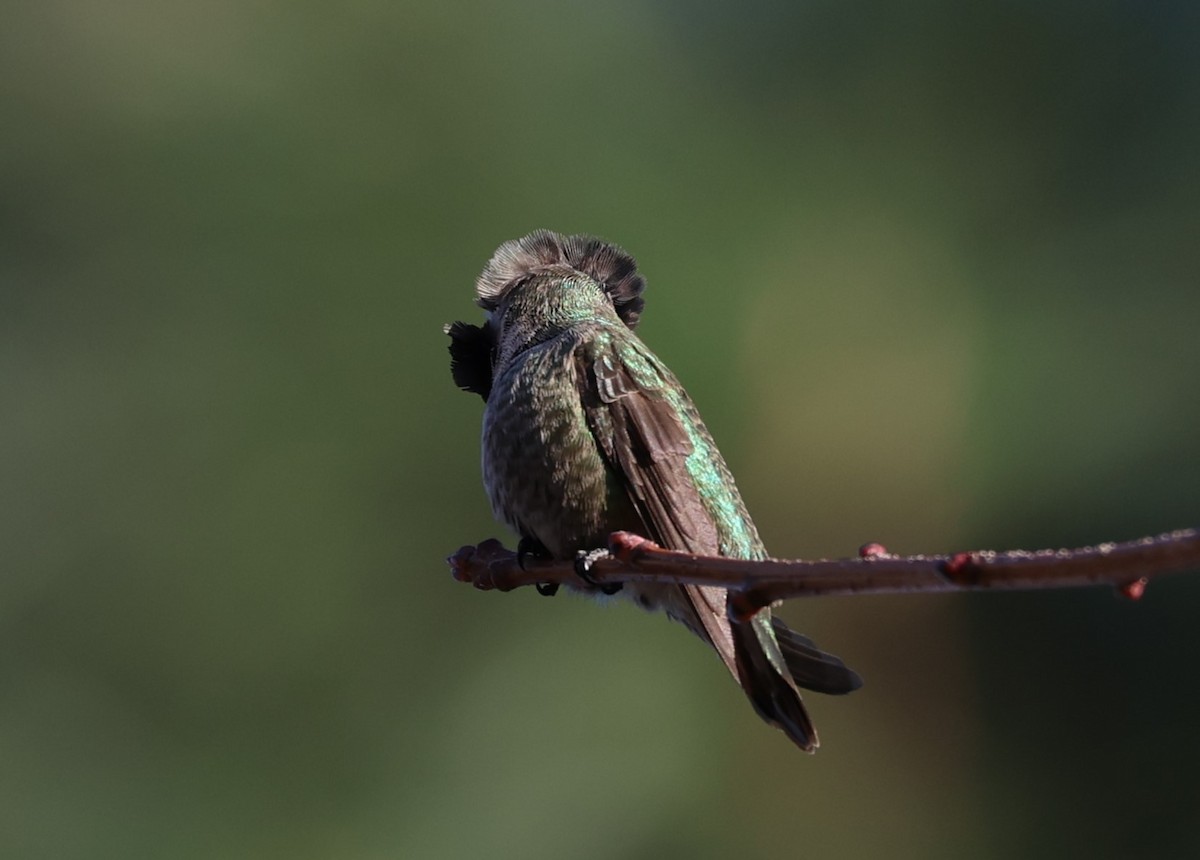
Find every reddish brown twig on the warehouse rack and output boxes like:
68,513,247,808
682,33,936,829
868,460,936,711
447,528,1200,615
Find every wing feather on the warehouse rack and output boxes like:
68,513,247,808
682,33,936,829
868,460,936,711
577,332,744,675
576,327,850,751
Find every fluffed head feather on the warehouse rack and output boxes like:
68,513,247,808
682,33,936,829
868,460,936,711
474,230,646,328
448,230,647,401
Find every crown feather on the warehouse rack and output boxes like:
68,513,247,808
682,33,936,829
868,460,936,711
475,230,646,328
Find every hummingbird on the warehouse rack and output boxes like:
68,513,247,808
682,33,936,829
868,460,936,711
446,230,861,751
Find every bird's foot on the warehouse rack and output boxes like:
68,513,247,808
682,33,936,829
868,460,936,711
517,536,558,597
574,548,622,595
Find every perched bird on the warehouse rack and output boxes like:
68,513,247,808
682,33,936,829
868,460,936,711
446,230,861,751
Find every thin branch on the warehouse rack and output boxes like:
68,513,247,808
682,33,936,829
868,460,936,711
448,527,1200,616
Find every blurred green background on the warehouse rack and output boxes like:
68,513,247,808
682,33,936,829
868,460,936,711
3,1,1199,857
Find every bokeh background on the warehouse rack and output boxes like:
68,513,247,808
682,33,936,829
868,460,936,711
4,2,1199,857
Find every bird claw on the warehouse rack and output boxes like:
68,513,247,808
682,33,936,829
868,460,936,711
518,536,558,597
575,548,622,595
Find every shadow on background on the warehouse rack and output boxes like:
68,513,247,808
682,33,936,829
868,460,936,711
3,2,1198,857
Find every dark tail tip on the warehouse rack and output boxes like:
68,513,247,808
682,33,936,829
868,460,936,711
730,617,819,752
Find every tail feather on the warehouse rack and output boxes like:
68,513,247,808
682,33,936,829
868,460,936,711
731,615,819,752
770,617,864,696
676,585,861,752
